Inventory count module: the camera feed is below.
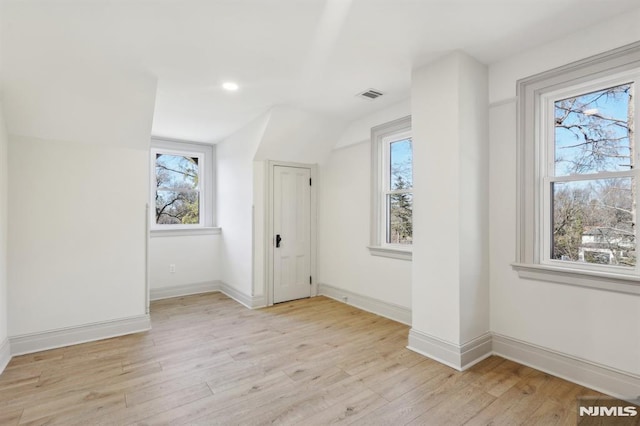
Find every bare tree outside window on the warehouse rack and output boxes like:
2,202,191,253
155,153,201,225
552,83,635,266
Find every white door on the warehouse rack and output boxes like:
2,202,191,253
273,166,312,303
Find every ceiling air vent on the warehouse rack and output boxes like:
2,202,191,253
357,88,384,100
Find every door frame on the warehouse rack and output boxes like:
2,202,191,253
266,160,318,306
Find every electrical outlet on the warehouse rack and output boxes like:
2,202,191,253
169,264,176,273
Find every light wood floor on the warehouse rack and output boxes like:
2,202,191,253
0,293,603,425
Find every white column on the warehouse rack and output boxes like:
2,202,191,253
409,51,491,370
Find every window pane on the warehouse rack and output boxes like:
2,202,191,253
390,139,413,190
552,178,635,266
156,154,199,190
554,83,632,176
387,193,413,245
155,190,200,225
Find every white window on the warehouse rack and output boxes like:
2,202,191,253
369,116,413,260
150,139,216,235
514,42,640,294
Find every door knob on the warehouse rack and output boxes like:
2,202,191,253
276,234,282,248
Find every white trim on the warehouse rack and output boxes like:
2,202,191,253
516,41,640,287
0,338,11,374
150,227,221,238
512,263,640,295
489,96,517,109
539,74,639,273
331,138,370,152
150,280,266,309
151,147,205,228
407,329,493,371
219,281,267,309
9,315,151,356
367,246,412,261
493,333,640,399
370,116,413,250
406,329,640,397
150,281,222,301
248,294,267,309
145,203,150,315
150,138,216,229
318,283,412,325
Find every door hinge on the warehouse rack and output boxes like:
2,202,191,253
309,178,312,186
309,276,312,285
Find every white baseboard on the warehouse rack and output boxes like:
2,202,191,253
0,337,11,374
219,282,266,309
9,314,151,356
493,333,640,399
150,280,221,301
407,328,640,397
150,280,265,309
318,283,411,325
407,329,493,371
249,293,267,309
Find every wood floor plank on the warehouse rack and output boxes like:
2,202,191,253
64,382,214,426
0,408,23,426
301,388,388,425
0,293,609,425
406,384,496,425
138,371,297,425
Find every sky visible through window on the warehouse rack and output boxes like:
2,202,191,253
390,138,413,189
155,153,200,225
388,138,413,245
555,84,631,176
552,82,635,266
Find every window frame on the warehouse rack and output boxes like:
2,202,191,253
150,138,217,236
541,76,638,274
369,115,413,260
513,41,640,295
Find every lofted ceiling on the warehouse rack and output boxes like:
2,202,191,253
1,0,639,143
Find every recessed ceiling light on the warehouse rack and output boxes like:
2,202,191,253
222,82,239,91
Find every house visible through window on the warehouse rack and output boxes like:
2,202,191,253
514,41,640,294
369,115,413,260
549,82,634,267
150,139,215,232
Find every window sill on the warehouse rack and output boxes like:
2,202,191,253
150,227,221,238
511,263,640,295
368,246,412,261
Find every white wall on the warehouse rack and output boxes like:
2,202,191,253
8,136,153,336
412,54,462,343
0,100,9,367
219,106,345,301
148,139,220,295
318,140,412,309
2,30,157,336
411,52,490,346
489,10,640,374
254,106,344,164
457,54,490,343
149,235,220,291
334,99,411,149
217,114,270,296
316,100,413,316
252,106,345,299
